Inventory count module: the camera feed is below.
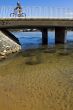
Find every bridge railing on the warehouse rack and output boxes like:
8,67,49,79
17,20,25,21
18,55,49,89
0,6,73,18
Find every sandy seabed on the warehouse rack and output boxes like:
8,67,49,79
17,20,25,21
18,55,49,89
0,48,73,110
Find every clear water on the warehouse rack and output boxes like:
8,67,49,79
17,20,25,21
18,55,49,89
0,31,73,110
12,31,73,49
12,31,55,49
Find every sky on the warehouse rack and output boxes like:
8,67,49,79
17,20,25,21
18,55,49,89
0,0,73,18
0,0,73,9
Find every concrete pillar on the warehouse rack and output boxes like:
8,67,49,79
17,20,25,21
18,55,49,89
42,28,48,45
55,27,65,44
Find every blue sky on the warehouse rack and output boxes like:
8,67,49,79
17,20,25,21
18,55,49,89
0,0,73,18
0,0,73,9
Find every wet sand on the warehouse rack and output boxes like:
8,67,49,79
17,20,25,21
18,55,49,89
0,47,73,110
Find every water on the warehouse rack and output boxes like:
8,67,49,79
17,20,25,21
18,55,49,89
12,31,55,49
0,31,73,110
12,31,73,49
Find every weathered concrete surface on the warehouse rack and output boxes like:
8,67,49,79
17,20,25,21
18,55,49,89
0,18,73,29
1,29,20,45
0,31,21,60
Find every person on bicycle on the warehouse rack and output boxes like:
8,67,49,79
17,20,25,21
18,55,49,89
14,1,22,17
10,1,26,17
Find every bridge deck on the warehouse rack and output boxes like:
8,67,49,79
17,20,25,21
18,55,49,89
0,18,73,29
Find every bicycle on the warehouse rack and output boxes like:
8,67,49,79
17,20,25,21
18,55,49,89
10,12,26,17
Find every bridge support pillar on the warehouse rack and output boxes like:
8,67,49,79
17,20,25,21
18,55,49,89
55,27,65,44
42,28,48,45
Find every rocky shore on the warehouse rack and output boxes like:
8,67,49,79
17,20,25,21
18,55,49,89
0,31,21,60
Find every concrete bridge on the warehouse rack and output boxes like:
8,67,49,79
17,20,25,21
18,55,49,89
1,6,73,45
0,18,73,45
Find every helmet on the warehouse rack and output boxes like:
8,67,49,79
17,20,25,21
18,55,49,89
17,1,21,6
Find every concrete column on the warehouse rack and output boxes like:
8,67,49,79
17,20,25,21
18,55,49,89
55,27,65,44
42,28,48,45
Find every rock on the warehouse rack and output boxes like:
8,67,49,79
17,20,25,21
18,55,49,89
0,52,6,56
0,31,21,57
3,50,7,53
0,52,6,60
0,55,6,59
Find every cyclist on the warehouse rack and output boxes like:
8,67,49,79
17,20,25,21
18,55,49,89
14,1,22,17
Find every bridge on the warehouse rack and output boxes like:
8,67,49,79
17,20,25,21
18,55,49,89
1,5,73,45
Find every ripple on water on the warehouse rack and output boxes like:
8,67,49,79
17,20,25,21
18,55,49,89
0,44,73,110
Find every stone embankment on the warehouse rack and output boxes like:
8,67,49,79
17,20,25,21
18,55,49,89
0,31,21,60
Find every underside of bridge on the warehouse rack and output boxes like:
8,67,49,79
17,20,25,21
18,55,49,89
0,18,73,45
0,26,66,46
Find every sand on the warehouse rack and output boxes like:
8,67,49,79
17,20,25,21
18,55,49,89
0,48,73,110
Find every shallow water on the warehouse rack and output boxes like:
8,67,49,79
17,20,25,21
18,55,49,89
0,45,73,110
0,31,73,110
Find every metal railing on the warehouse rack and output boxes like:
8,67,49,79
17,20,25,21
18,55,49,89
0,6,73,18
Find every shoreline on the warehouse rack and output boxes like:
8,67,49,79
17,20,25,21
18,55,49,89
0,49,21,61
0,30,21,60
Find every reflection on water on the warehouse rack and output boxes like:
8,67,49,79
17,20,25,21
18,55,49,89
12,31,55,49
12,31,73,49
0,32,73,110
